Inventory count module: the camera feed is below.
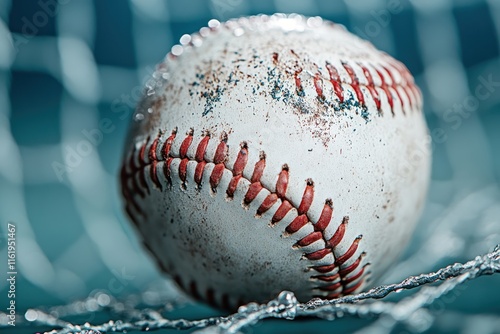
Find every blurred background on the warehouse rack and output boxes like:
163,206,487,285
0,0,499,333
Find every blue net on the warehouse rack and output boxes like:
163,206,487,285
0,1,499,333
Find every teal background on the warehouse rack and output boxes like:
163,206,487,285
0,0,499,333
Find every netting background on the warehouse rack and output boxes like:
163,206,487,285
0,0,499,333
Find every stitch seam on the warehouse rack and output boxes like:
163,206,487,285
160,15,422,118
121,130,369,307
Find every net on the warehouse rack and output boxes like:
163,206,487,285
0,0,499,333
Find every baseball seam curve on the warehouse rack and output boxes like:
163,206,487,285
121,129,370,308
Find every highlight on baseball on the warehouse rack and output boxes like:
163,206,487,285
120,13,431,310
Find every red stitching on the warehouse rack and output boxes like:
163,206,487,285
327,216,348,248
275,166,289,198
251,154,266,183
271,200,293,223
305,248,332,261
297,231,323,247
244,182,263,204
213,134,228,164
326,62,344,103
343,63,365,106
148,136,162,190
312,263,336,274
298,179,314,215
313,73,325,101
339,253,365,276
294,68,304,96
164,157,173,186
232,143,248,175
376,68,395,115
382,66,406,115
210,164,225,190
226,175,241,198
324,59,420,116
161,129,176,186
179,159,189,184
180,130,194,158
122,130,368,304
336,236,362,265
342,279,364,294
313,272,339,282
285,214,309,234
128,146,145,199
194,133,210,186
319,282,342,292
179,130,194,186
194,161,206,186
195,134,210,162
315,200,333,232
257,193,278,215
161,129,176,159
361,65,381,110
343,265,366,284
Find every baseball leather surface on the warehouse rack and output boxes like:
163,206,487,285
120,14,430,309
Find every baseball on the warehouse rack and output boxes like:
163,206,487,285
120,14,430,309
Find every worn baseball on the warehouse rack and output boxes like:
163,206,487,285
120,14,430,309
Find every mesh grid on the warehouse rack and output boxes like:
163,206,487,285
0,0,499,333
